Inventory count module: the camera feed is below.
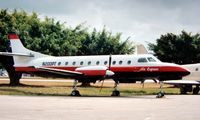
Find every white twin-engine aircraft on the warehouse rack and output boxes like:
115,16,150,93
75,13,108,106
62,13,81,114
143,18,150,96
0,34,190,97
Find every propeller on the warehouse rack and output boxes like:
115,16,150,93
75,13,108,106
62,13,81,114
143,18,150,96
99,80,104,92
108,54,112,70
100,54,112,92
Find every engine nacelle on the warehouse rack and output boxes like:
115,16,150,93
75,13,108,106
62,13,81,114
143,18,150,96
75,66,114,77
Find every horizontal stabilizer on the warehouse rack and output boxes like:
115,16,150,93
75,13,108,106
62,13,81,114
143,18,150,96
0,52,34,57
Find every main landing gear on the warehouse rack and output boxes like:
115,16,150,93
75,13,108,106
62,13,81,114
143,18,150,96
70,79,121,97
111,81,120,96
156,81,165,98
180,85,199,95
71,79,81,96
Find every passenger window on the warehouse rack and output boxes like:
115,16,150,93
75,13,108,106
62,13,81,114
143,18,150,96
65,62,68,65
104,61,108,65
112,61,116,65
80,61,84,65
72,62,76,65
138,58,148,63
88,61,91,65
119,61,123,65
127,60,131,65
96,61,100,65
58,62,61,66
147,57,156,62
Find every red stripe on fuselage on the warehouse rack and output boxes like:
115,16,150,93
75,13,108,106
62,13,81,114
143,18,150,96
15,67,106,76
15,66,187,73
76,70,106,76
15,67,38,72
8,34,19,39
110,66,187,72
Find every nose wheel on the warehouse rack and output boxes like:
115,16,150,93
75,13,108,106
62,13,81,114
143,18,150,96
156,81,165,98
71,79,81,96
111,81,120,96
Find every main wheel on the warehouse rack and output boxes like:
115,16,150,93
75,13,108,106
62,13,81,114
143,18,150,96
111,90,120,96
156,92,165,98
71,90,81,96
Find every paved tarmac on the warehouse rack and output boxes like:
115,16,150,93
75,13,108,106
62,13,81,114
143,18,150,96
0,95,199,120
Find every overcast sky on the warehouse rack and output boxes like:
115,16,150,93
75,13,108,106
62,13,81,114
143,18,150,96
1,0,200,46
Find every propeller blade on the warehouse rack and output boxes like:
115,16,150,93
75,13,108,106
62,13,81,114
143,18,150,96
99,80,105,92
109,54,112,70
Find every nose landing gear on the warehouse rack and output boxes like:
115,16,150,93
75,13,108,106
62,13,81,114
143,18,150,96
156,81,165,98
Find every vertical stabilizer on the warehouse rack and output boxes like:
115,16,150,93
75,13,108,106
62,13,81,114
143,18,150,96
8,34,48,66
9,34,31,54
135,44,148,54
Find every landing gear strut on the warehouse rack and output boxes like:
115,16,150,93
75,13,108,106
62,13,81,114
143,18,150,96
71,79,81,96
156,81,165,98
111,81,120,96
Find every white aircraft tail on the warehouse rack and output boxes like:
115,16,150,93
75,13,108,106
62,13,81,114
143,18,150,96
135,44,148,54
1,34,49,66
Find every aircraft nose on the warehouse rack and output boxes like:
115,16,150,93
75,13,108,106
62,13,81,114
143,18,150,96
162,63,190,77
181,66,190,76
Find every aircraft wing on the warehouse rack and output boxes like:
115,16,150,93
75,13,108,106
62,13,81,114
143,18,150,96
34,66,114,77
35,67,83,76
164,80,200,85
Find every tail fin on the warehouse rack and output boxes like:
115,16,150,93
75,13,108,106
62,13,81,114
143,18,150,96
135,44,149,54
7,34,48,66
9,34,30,54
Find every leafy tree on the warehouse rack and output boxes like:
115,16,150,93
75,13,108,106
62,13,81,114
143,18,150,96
149,31,200,64
78,28,134,55
0,9,134,85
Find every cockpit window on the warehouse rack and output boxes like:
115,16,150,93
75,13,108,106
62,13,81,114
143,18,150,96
147,57,157,62
138,58,148,63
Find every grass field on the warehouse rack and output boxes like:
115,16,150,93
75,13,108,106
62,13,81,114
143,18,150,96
0,78,181,96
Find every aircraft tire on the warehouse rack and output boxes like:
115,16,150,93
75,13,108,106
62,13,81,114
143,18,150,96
111,90,120,96
156,92,165,98
71,90,81,96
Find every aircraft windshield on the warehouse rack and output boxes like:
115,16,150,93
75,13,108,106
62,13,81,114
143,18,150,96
147,57,157,62
138,58,148,63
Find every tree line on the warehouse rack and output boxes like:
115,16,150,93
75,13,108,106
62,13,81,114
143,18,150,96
0,9,134,56
0,9,134,85
149,31,200,64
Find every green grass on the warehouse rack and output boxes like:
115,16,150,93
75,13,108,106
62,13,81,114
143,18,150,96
0,82,181,97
